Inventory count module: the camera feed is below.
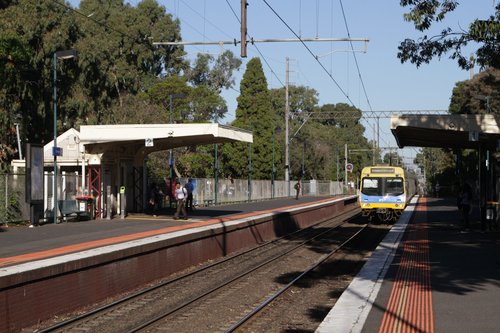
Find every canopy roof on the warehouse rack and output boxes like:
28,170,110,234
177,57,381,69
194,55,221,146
391,114,500,150
79,123,253,165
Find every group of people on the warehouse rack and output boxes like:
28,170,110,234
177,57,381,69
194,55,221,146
148,178,195,220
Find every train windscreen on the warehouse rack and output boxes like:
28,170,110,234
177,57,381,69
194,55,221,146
361,177,404,196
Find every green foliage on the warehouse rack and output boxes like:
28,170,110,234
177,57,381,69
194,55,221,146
220,58,275,179
0,0,80,156
75,0,185,123
0,0,185,161
399,1,500,69
0,174,22,224
414,147,456,193
178,145,215,178
0,0,376,184
449,67,500,114
383,151,403,166
186,50,242,93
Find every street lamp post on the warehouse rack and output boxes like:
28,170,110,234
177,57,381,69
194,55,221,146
301,141,305,179
53,49,77,224
272,128,275,199
168,93,186,187
248,143,252,202
214,115,219,205
475,95,491,113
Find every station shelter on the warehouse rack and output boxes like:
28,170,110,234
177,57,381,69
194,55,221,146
391,114,500,224
11,124,252,220
79,123,252,218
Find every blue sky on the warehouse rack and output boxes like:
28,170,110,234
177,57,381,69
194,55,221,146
69,0,497,164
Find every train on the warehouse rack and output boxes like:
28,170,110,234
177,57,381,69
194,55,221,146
358,165,417,222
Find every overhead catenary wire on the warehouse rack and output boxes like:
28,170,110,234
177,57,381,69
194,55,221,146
337,0,381,146
225,0,285,87
180,0,234,40
261,0,355,107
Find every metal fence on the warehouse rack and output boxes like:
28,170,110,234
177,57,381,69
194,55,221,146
1,172,347,225
155,177,346,208
0,173,26,225
0,172,83,225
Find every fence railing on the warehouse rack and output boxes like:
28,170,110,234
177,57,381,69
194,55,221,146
148,177,346,210
0,172,348,225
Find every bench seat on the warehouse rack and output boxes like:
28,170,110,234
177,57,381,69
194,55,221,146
58,200,89,222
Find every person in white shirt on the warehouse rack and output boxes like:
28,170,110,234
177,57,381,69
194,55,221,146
174,182,188,220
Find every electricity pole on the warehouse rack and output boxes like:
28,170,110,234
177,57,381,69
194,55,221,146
241,0,247,57
285,57,290,196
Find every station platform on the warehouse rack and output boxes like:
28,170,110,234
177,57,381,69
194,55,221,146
4,195,498,332
317,196,500,333
0,196,334,266
1,194,361,332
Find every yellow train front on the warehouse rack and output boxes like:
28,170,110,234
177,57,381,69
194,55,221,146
358,166,416,222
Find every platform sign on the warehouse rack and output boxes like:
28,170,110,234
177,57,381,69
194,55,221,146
52,146,62,157
145,138,154,147
25,144,44,203
469,131,479,142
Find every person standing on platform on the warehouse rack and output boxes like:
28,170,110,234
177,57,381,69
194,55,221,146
458,183,472,230
149,183,162,217
435,182,440,197
185,178,194,211
174,181,188,220
294,180,301,200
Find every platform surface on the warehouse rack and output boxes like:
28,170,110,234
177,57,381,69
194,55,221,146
0,196,334,265
317,196,500,333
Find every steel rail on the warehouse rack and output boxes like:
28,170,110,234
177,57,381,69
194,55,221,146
39,205,359,333
124,210,359,333
224,224,369,332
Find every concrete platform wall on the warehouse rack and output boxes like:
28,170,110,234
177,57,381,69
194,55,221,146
0,197,358,332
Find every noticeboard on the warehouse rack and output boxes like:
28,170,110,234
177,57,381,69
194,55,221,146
25,143,44,204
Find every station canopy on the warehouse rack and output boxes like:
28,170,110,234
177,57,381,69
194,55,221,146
391,114,500,150
79,123,253,163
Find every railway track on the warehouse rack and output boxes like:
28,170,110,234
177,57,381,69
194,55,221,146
35,208,373,333
228,221,389,332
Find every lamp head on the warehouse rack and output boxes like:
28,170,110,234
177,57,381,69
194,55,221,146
55,49,78,60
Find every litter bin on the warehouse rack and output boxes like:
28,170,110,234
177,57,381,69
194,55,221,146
76,196,95,220
485,201,498,231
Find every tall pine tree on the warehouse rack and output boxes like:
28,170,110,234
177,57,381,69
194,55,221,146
220,58,276,179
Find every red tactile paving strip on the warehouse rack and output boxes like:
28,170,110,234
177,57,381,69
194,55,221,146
0,198,334,268
378,197,434,333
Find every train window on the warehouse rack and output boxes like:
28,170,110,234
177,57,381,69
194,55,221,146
361,177,404,196
384,178,404,196
361,178,379,196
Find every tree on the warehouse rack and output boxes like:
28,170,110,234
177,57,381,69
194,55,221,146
0,0,185,166
318,103,362,128
383,151,402,166
414,147,456,194
268,85,318,179
220,58,275,179
0,0,81,164
398,1,500,69
0,34,32,165
75,0,185,124
449,67,500,114
186,50,242,93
